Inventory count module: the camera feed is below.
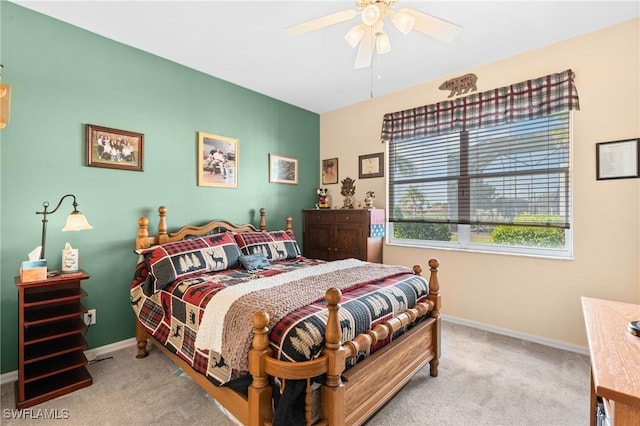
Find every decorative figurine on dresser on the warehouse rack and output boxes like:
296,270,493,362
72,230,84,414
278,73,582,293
340,177,356,209
316,187,330,209
364,191,376,209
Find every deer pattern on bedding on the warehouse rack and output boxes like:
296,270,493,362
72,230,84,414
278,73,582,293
130,258,431,386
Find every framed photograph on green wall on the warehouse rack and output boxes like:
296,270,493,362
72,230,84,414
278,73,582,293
86,124,144,171
198,131,238,188
269,154,298,185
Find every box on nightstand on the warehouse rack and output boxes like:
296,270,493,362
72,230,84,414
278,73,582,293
19,260,47,282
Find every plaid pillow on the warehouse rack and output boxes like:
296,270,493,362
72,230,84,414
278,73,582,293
233,230,301,261
143,232,242,291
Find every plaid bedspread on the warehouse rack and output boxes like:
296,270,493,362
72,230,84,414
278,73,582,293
130,257,431,386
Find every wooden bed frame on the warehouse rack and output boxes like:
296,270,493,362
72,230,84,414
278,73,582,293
134,206,441,426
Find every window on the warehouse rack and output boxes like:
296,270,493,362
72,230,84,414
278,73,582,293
388,112,571,257
382,70,579,258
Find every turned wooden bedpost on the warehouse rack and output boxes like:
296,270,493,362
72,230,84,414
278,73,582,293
427,258,441,377
157,206,168,244
136,217,150,250
259,208,266,231
322,288,346,425
285,216,293,232
249,311,273,426
135,319,150,358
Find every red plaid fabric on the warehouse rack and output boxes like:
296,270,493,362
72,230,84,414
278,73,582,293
131,258,430,386
234,230,301,260
381,69,579,142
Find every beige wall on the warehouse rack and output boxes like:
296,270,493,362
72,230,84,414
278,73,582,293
320,18,640,348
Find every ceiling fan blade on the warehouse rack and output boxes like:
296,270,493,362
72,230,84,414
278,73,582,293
400,8,463,43
354,28,374,69
285,9,358,37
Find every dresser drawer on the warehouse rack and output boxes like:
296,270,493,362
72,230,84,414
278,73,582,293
305,211,334,224
333,211,366,224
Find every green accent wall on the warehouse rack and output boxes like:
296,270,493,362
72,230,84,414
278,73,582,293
0,2,319,373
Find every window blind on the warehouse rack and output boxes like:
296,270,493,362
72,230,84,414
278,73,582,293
389,112,571,229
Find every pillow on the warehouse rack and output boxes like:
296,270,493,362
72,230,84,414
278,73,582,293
239,253,271,272
233,230,301,261
142,232,242,291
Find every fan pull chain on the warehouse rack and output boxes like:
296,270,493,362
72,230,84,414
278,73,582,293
370,62,374,98
370,29,375,98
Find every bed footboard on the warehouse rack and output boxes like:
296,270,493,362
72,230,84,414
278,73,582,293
249,259,441,426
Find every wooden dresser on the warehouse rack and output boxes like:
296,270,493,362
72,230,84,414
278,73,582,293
303,209,384,263
581,297,640,426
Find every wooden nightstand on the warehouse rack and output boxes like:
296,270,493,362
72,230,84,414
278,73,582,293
14,270,92,409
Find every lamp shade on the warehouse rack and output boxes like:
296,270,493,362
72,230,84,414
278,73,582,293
361,4,380,26
62,211,93,232
345,23,366,48
376,31,391,54
391,11,415,34
0,83,11,129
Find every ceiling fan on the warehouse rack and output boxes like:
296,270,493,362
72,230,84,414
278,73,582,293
285,0,463,69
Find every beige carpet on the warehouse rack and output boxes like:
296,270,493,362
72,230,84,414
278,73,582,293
0,321,590,425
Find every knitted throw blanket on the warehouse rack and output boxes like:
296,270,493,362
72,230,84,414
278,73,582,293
194,259,412,371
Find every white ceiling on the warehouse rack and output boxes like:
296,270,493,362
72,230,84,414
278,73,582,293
11,0,640,114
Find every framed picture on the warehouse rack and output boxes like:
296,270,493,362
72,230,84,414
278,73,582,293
359,152,384,179
269,154,298,185
322,158,338,185
198,132,238,188
596,138,639,180
86,124,144,171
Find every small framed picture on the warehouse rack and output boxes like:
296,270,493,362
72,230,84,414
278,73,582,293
596,138,639,180
322,158,338,185
359,152,384,179
86,124,144,171
198,132,238,188
269,154,298,185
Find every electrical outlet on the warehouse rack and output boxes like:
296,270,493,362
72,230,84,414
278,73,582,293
84,309,96,326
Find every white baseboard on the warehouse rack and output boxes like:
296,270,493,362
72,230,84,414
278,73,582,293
2,319,588,385
0,337,137,385
442,314,589,356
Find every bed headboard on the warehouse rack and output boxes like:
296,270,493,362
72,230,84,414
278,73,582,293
136,206,293,250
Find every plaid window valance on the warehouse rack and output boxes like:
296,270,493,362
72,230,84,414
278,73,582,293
381,69,580,143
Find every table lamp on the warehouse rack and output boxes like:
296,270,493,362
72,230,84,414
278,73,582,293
35,194,93,261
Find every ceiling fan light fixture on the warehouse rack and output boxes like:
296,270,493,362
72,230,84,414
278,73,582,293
376,31,391,54
391,11,415,34
361,4,381,26
345,23,366,48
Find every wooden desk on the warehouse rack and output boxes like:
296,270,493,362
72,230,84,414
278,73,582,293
582,297,640,426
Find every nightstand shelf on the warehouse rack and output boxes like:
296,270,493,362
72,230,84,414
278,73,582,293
21,367,92,405
24,302,87,325
15,270,92,409
24,352,89,383
24,334,88,363
24,317,87,344
23,284,87,305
